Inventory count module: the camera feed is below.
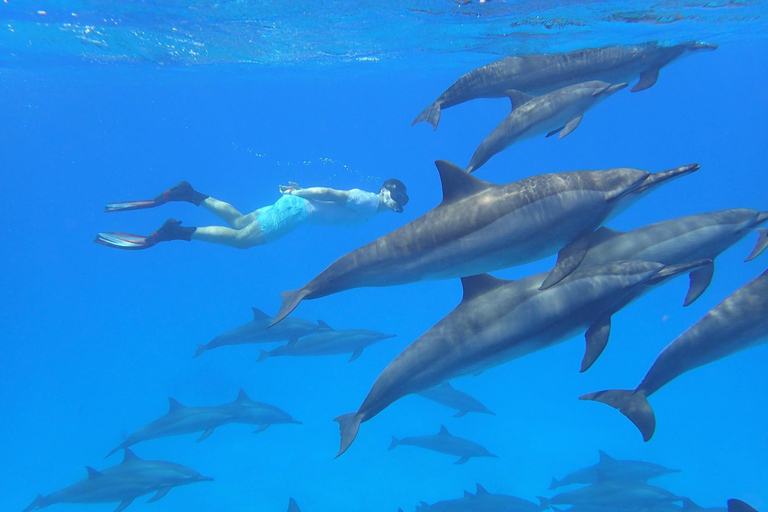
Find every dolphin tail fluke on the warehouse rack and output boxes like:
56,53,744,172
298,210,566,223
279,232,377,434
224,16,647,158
256,350,270,363
411,102,441,130
193,344,207,358
728,499,759,512
537,496,551,510
105,442,125,459
683,261,714,306
388,436,399,450
548,477,560,490
22,494,45,512
334,412,363,458
579,389,656,442
745,228,768,262
270,288,311,327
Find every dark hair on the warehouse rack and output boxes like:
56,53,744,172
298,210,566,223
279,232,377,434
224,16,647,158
382,178,409,208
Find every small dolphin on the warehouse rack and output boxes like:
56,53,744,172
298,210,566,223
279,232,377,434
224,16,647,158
334,259,706,456
218,389,301,433
107,398,235,457
272,160,698,326
550,482,683,508
412,41,716,130
550,450,680,489
23,449,212,512
465,81,627,173
389,424,497,464
580,209,768,307
729,500,759,512
581,265,768,441
287,497,302,512
194,307,325,357
399,483,548,512
417,381,494,417
257,321,395,362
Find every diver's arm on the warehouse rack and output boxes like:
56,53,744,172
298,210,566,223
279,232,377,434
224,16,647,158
279,182,350,204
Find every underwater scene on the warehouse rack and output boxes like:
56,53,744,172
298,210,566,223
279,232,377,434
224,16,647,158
2,1,767,511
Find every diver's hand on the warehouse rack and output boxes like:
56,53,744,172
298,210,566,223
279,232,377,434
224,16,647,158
279,182,302,195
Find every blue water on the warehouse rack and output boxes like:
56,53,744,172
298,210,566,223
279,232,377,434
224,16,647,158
1,2,767,511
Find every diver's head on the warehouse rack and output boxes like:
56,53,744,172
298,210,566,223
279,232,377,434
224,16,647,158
379,178,409,213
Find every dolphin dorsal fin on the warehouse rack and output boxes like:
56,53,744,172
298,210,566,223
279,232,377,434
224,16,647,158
438,425,451,436
251,307,270,320
287,497,301,512
598,450,615,463
237,388,250,402
505,89,535,109
435,160,494,205
589,226,624,245
122,448,141,463
86,466,103,479
317,319,334,330
463,490,473,498
441,381,454,390
168,397,185,412
475,484,489,495
460,274,508,302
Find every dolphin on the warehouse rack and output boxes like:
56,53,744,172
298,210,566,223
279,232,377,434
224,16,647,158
549,450,680,489
287,497,302,512
106,398,235,457
194,307,325,357
550,482,683,508
22,449,212,512
412,41,717,130
729,500,759,512
271,160,698,326
683,499,727,512
581,266,768,441
218,389,301,433
399,484,548,512
334,259,707,456
465,81,628,173
257,321,395,362
417,381,494,417
388,424,497,464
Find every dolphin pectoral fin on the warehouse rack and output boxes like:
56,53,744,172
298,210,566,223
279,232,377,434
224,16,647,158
197,427,216,442
558,114,583,139
505,89,535,110
270,288,311,327
546,126,564,137
334,412,363,458
453,410,469,418
579,389,656,442
581,315,611,372
684,262,715,307
253,424,270,433
540,234,590,290
728,499,759,512
454,456,471,465
147,488,171,503
412,101,441,130
348,349,364,362
631,68,660,92
745,228,768,262
113,499,135,512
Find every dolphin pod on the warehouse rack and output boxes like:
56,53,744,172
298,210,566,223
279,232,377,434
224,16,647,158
22,449,212,512
549,450,680,489
581,265,768,441
194,307,326,357
465,81,628,173
271,160,698,326
333,259,707,457
412,41,717,130
388,424,497,465
106,389,300,457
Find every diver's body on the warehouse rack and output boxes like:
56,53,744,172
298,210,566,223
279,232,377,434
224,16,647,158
95,179,409,250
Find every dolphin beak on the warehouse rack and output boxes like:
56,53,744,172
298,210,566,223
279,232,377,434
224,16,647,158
200,476,215,482
291,419,303,425
633,163,699,194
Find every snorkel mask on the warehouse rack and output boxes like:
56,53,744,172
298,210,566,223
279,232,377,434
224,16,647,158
381,178,409,213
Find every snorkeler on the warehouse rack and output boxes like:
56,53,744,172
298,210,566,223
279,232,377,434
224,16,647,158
95,179,409,250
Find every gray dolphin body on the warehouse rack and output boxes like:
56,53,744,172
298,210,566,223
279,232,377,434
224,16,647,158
400,484,548,512
550,450,679,489
417,381,494,417
107,398,234,457
272,160,698,326
389,425,497,464
194,307,324,357
581,266,768,441
465,81,627,173
412,41,716,130
218,389,301,433
550,482,683,508
23,449,212,512
334,259,706,456
257,322,395,362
